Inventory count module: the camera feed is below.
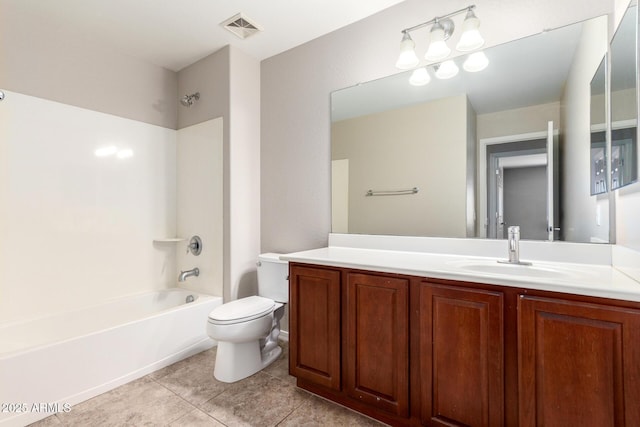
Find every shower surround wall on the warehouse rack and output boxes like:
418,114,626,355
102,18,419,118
0,91,228,326
0,91,177,324
176,118,224,296
2,5,258,318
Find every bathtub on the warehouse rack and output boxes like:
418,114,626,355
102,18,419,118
0,288,222,427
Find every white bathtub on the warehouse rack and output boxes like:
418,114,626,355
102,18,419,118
0,288,222,427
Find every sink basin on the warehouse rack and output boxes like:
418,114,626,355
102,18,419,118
447,259,577,279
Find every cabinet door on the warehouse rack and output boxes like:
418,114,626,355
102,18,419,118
518,296,640,427
289,265,341,390
418,281,504,427
346,272,409,417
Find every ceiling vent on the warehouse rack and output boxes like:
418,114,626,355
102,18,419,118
221,13,262,40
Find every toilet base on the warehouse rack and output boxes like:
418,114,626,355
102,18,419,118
213,341,282,383
211,303,285,383
261,343,282,368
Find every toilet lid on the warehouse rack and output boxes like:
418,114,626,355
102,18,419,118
208,296,275,324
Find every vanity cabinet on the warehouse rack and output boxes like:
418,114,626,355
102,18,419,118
288,265,341,390
288,262,640,426
415,281,504,427
346,272,410,417
518,295,640,426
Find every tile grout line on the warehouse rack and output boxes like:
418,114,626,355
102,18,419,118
273,397,309,427
148,374,231,426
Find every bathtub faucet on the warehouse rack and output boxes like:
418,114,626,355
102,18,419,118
179,267,200,282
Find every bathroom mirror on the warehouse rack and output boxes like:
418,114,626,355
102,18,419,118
588,57,612,244
610,3,638,191
331,15,610,243
591,58,607,195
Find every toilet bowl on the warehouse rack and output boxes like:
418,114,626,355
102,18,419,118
207,253,288,383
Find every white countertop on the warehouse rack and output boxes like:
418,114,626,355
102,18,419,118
282,246,640,303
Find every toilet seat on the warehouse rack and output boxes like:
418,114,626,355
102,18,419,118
208,296,275,325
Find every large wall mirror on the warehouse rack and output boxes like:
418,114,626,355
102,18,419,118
331,14,612,243
610,3,638,191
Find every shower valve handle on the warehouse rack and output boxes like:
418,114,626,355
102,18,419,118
186,235,202,256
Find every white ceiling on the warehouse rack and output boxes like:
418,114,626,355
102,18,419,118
3,0,406,71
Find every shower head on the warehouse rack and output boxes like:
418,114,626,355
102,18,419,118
180,92,200,107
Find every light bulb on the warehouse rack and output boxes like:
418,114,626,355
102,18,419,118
463,51,489,72
395,32,420,69
409,68,431,86
435,60,459,79
456,9,485,51
424,22,451,62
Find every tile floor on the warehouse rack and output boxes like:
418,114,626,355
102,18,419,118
31,342,385,426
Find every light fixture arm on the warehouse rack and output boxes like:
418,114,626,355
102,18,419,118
400,5,476,35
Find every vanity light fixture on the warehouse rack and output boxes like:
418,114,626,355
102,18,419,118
395,5,484,69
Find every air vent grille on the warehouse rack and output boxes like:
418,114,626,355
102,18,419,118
221,13,262,40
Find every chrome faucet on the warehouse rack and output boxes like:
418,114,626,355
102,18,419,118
499,226,532,265
179,267,199,282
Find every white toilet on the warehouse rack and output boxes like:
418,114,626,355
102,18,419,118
206,253,288,383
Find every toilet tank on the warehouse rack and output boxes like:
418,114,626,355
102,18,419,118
257,253,289,303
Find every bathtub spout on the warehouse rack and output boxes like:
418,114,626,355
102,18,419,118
179,267,199,282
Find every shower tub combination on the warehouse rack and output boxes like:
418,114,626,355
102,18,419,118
0,288,221,427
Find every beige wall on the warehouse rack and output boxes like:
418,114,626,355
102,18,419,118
612,88,638,123
261,0,613,253
591,88,637,125
177,48,230,130
477,102,561,140
332,95,470,237
0,3,177,129
466,97,478,237
331,159,350,233
177,46,261,302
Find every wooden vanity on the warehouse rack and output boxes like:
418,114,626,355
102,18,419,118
288,261,640,426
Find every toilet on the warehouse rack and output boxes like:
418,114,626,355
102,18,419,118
206,253,288,383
